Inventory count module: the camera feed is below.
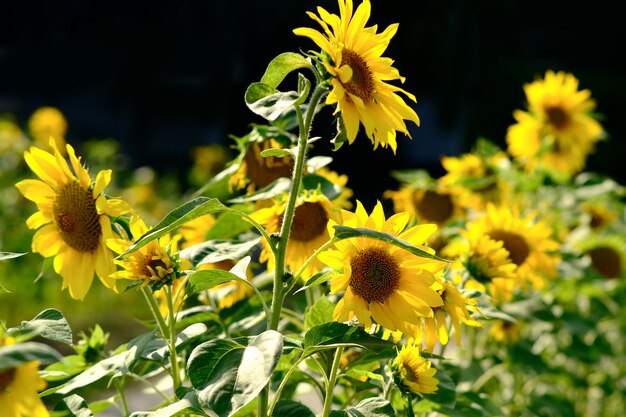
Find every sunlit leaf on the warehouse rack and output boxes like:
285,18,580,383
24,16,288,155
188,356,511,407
260,52,312,90
51,394,93,417
11,308,73,345
329,397,395,417
333,226,449,262
303,322,394,356
0,342,62,371
0,251,26,260
180,238,260,267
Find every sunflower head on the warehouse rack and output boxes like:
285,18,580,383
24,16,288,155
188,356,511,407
252,192,341,279
385,185,462,227
229,138,295,194
319,201,447,335
15,138,132,300
390,344,439,396
576,234,626,279
107,216,187,290
28,106,68,151
294,0,420,153
506,70,604,177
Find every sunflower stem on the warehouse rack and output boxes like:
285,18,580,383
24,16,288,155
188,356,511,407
259,84,328,417
140,286,181,395
406,393,415,417
165,284,182,390
268,82,328,331
321,346,344,417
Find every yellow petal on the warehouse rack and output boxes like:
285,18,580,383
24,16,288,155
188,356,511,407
93,169,112,197
32,224,64,257
15,179,55,204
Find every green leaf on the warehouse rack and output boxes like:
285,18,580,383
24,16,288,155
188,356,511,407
187,270,248,296
12,308,73,345
333,226,449,263
180,238,260,268
228,178,291,203
329,397,395,417
41,355,86,382
0,342,62,371
295,270,336,295
260,52,312,90
272,400,315,417
129,390,207,417
426,366,456,408
0,251,26,260
302,174,341,200
304,295,336,329
331,115,349,152
0,282,9,293
189,330,283,417
247,90,302,122
122,197,230,255
303,322,394,356
260,148,296,158
244,82,277,104
43,351,130,396
51,394,93,417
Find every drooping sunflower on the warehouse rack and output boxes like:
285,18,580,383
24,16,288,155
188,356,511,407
506,70,604,177
311,166,354,209
0,336,49,417
390,344,439,396
229,139,294,194
318,201,447,336
294,0,420,153
15,139,132,300
107,216,184,289
28,106,68,152
385,185,462,227
252,192,341,280
464,203,561,293
577,234,626,279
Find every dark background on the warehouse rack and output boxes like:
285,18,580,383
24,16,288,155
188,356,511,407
1,0,624,207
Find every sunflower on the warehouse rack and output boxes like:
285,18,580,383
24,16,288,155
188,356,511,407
311,166,354,209
0,336,49,417
390,344,439,396
229,139,294,194
580,199,618,232
464,204,561,293
318,201,447,336
506,70,603,177
15,139,132,300
252,192,341,280
294,0,419,153
107,216,184,289
438,152,511,212
577,234,626,279
385,185,462,227
489,319,523,344
28,106,68,152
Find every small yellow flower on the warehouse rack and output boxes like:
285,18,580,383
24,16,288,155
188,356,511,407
0,118,26,155
107,216,180,288
319,201,446,336
294,0,419,152
28,106,68,151
0,336,49,417
252,192,341,280
577,234,626,279
15,139,132,300
385,186,461,227
506,70,603,177
391,344,438,396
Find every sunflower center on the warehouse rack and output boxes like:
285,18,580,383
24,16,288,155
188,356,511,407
545,105,568,130
288,202,329,242
0,368,16,392
413,190,454,224
587,246,621,278
349,247,401,303
244,142,294,189
402,363,418,383
53,181,102,253
142,253,172,280
340,49,375,102
488,230,530,266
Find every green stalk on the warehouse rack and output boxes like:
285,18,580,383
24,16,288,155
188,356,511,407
258,84,328,417
165,285,182,390
268,83,328,331
140,286,181,393
321,346,344,417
